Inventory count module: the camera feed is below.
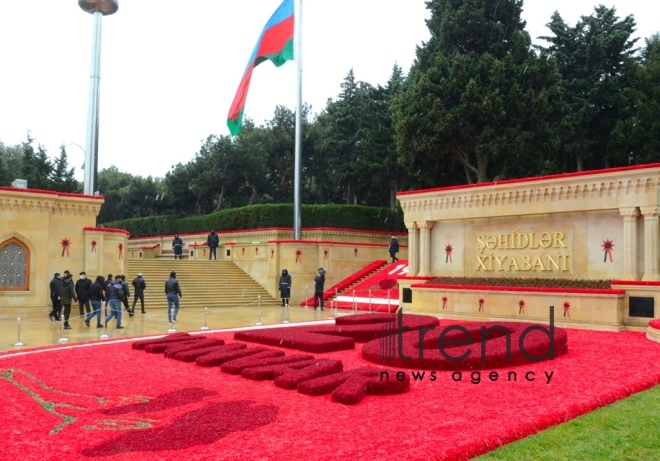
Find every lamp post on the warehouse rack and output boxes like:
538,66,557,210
78,0,119,196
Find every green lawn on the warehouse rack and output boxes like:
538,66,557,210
475,385,660,461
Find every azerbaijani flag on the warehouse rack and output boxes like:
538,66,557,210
227,0,294,136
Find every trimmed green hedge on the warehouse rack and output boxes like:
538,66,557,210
101,204,405,238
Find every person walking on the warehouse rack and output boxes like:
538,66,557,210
207,229,220,260
85,275,105,328
279,269,292,307
104,278,124,329
119,275,132,316
389,235,400,263
75,272,92,316
59,273,77,329
165,271,182,323
48,272,62,321
172,234,183,260
313,268,325,311
132,272,147,313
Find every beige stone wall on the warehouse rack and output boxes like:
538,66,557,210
0,188,127,310
127,228,408,307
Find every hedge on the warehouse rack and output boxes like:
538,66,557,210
100,204,405,238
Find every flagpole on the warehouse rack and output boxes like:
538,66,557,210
293,0,303,241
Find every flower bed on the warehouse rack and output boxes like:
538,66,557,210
1,323,660,461
426,276,613,289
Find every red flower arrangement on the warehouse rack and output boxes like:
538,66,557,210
270,249,274,259
90,240,97,252
442,295,448,309
60,237,71,257
478,297,485,312
118,242,123,259
602,238,615,262
563,301,571,317
518,299,526,315
445,243,453,263
295,249,302,263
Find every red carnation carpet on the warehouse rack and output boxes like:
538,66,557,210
1,314,659,461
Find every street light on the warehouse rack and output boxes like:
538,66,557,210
78,0,119,196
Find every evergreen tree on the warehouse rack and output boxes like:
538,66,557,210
393,0,561,184
50,145,79,192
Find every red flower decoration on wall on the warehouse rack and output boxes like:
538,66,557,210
478,297,485,312
271,249,274,259
255,247,259,255
354,248,358,257
90,240,97,252
324,249,328,259
563,301,571,318
442,296,448,310
118,243,124,260
445,244,453,263
601,238,615,262
518,299,526,315
60,238,71,257
295,249,302,263
242,247,245,256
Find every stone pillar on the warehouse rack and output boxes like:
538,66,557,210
641,206,660,281
406,222,419,276
418,221,434,277
620,207,640,280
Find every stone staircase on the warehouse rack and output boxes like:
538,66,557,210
125,260,280,310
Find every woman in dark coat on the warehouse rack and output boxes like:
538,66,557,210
279,269,292,307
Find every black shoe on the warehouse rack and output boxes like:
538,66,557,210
97,324,103,328
141,310,145,314
129,313,134,317
48,313,53,321
116,325,124,329
84,319,90,327
64,325,72,330
54,316,61,321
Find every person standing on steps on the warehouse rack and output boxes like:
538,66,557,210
207,229,219,260
172,234,183,260
389,235,400,263
132,272,147,313
59,273,77,329
313,268,325,311
165,271,182,323
279,269,292,307
85,275,105,328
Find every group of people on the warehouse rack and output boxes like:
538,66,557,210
48,271,147,329
171,229,221,260
278,267,327,310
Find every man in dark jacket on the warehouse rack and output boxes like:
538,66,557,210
207,229,220,260
75,272,92,316
132,272,147,313
49,272,62,321
60,274,78,329
313,268,325,311
165,271,182,323
104,278,124,329
85,275,105,328
118,275,132,315
389,236,400,263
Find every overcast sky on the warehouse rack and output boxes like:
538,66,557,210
0,1,657,182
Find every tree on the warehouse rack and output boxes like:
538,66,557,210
539,6,638,170
50,145,79,192
21,134,54,189
393,0,561,184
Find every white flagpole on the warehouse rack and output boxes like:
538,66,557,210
293,0,303,240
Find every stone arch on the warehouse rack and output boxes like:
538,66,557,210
0,236,30,291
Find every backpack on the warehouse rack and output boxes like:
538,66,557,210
114,282,125,300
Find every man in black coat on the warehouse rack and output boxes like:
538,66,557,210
132,272,147,313
48,272,62,321
172,234,183,260
313,268,325,311
207,229,220,260
389,235,400,263
75,272,92,316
